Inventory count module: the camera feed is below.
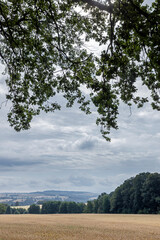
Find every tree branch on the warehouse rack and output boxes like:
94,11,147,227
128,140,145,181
72,0,150,20
72,0,113,13
128,0,150,19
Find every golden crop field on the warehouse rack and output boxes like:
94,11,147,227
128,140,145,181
0,214,160,240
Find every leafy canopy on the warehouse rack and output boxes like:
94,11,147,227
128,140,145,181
0,0,159,140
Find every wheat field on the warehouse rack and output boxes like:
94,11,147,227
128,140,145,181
0,214,160,240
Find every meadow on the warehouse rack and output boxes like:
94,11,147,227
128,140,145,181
0,214,160,240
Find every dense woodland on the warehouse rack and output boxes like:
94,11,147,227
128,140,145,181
1,172,160,214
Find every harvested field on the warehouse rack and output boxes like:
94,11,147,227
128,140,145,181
0,214,160,240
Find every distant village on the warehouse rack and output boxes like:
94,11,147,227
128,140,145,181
0,190,98,206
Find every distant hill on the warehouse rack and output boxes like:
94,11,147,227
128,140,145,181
0,190,98,206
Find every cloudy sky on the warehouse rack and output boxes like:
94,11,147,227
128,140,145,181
0,0,159,195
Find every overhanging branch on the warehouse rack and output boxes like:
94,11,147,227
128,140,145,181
72,0,150,19
72,0,113,13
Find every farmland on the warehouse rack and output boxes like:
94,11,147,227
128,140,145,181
0,214,160,240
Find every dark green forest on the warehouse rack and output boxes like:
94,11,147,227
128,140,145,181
90,172,160,214
1,172,160,214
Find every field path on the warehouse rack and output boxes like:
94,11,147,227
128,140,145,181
0,214,160,240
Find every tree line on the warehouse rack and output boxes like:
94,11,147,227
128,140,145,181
1,172,160,214
86,172,160,214
0,201,86,214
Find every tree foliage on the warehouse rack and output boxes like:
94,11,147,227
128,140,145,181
28,204,40,214
85,172,160,214
41,200,85,213
110,172,160,214
5,205,12,214
0,0,159,139
0,203,7,214
85,193,111,213
41,201,61,214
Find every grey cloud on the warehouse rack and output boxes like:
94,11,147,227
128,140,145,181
0,176,29,192
0,157,44,170
69,176,95,187
48,178,66,185
117,158,160,174
75,138,96,151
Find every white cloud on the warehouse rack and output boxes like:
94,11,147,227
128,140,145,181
0,60,160,194
110,138,127,146
136,110,160,120
0,86,6,95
